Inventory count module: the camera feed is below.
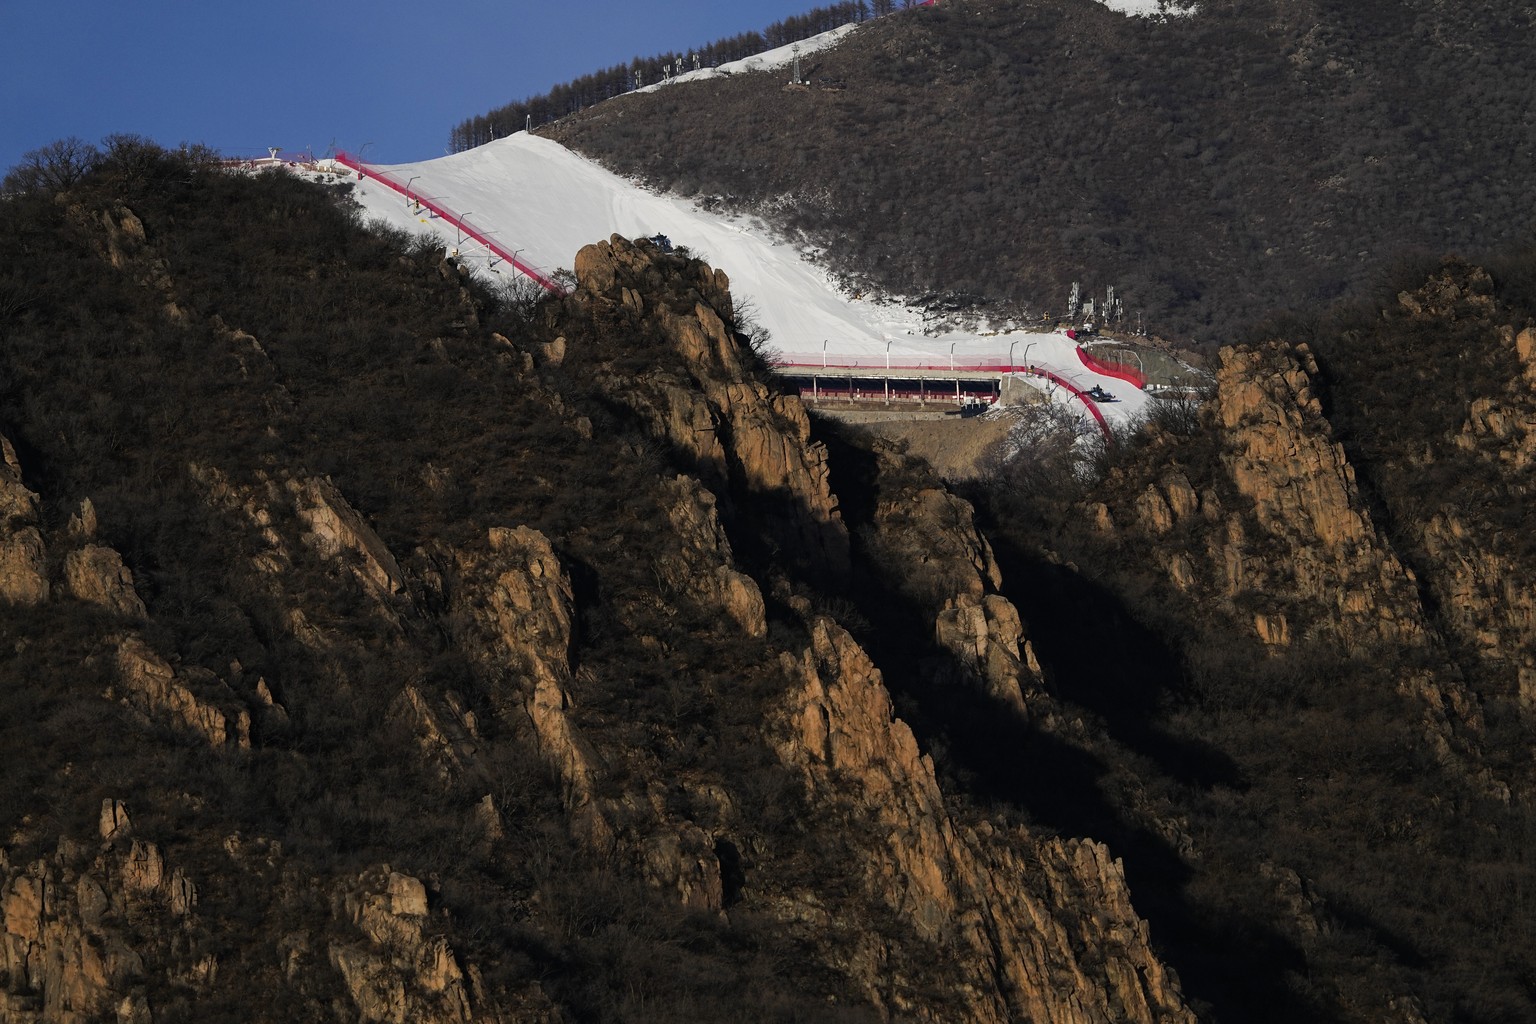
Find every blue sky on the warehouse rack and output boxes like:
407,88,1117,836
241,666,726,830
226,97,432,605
2,0,838,172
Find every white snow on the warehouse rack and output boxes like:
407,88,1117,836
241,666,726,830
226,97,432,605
634,23,859,94
1092,0,1197,17
322,131,1150,430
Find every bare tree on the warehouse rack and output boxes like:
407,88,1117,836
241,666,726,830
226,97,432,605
3,137,101,195
494,272,550,323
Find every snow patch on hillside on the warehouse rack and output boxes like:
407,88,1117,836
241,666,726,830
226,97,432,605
635,23,858,93
1094,0,1198,17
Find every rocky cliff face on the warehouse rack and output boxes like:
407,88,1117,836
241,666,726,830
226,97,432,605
775,618,1191,1024
0,437,49,606
1122,342,1426,650
1389,278,1536,717
576,235,850,582
979,259,1536,1021
860,444,1043,714
1131,265,1536,774
0,440,254,754
1106,340,1491,773
522,236,1190,1021
1,803,198,1024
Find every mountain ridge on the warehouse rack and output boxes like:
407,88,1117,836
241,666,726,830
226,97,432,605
542,0,1536,344
7,2,1536,1013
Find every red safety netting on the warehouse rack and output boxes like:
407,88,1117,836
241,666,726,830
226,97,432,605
1076,347,1147,389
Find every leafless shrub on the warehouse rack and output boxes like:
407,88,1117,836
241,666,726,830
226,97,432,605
492,271,550,322
732,295,781,369
3,137,101,195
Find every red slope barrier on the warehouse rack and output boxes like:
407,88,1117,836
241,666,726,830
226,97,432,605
1076,347,1146,389
1027,367,1111,437
332,152,565,294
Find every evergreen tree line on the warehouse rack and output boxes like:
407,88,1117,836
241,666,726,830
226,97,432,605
449,2,916,152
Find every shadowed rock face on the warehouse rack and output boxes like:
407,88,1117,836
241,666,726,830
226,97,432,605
1108,340,1492,776
773,618,1193,1024
1213,342,1427,648
577,234,851,582
657,475,768,639
0,437,49,607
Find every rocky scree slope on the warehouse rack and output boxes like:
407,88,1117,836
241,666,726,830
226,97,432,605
0,156,1192,1022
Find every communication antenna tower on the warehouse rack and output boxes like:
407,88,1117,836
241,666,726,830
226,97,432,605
1067,281,1082,320
525,114,532,134
791,44,805,85
1106,285,1125,323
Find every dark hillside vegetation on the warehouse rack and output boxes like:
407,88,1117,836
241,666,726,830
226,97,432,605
956,255,1536,1023
450,1,878,151
1310,256,1536,757
543,0,1536,345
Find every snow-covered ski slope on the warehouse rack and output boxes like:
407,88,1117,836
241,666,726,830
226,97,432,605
335,118,1151,426
633,22,859,93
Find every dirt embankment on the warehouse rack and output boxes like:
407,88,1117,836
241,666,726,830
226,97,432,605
817,409,1020,480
